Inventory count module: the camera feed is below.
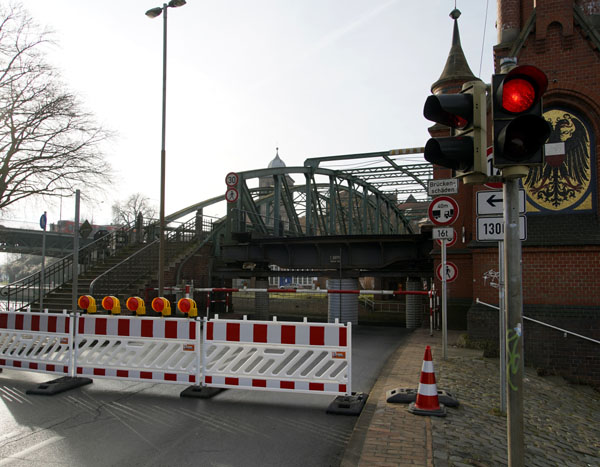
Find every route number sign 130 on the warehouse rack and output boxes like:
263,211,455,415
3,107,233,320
476,216,527,242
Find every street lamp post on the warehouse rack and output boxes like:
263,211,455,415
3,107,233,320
145,0,186,297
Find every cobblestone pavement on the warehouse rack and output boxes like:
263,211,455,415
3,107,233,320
342,328,600,467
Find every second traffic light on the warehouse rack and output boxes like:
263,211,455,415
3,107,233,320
423,80,487,184
492,65,551,173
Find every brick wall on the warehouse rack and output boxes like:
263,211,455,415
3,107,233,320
466,1,600,388
467,303,600,388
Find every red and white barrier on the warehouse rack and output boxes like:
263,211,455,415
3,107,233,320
0,311,73,376
75,314,201,385
202,316,351,396
195,287,431,297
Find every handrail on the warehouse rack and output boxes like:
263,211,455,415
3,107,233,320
476,298,600,345
89,240,159,295
175,223,224,285
89,216,214,297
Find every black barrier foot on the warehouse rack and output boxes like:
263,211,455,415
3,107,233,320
26,377,93,396
180,385,224,399
408,401,447,417
386,387,459,407
326,392,367,416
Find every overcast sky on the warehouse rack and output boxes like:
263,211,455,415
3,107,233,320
11,0,496,227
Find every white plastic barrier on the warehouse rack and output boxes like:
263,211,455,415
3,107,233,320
0,311,72,376
75,314,201,385
202,317,351,396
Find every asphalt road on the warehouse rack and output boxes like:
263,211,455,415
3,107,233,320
0,325,410,466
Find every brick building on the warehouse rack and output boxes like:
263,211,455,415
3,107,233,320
428,1,599,388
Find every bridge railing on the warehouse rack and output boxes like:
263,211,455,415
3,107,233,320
89,215,217,296
0,225,139,312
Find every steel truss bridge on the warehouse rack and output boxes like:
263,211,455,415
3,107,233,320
0,148,435,309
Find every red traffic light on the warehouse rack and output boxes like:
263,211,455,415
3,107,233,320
492,65,551,169
495,65,548,115
502,78,535,113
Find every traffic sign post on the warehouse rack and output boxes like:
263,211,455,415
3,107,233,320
40,211,47,313
428,197,459,361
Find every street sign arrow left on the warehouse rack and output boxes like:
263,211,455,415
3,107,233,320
476,189,526,215
486,193,503,207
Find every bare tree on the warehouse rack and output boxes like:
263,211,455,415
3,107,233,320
0,3,112,212
112,193,157,226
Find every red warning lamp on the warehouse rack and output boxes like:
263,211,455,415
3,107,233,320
78,295,97,313
102,296,121,315
152,297,171,317
126,296,146,316
492,65,551,169
177,298,198,318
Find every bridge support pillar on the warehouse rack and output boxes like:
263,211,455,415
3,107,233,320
255,278,269,320
327,279,358,325
406,279,424,329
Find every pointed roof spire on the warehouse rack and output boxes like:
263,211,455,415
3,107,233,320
268,147,286,168
430,8,480,94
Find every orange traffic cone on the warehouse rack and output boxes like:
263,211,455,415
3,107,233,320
408,345,447,417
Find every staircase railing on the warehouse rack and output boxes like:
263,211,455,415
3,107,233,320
0,226,138,312
89,216,216,296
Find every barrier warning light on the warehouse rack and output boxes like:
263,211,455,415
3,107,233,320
492,65,551,173
126,296,146,316
177,298,198,317
102,296,121,315
152,297,171,317
78,295,97,313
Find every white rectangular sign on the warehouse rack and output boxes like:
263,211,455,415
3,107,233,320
428,179,458,196
476,190,526,216
477,216,527,242
432,227,454,240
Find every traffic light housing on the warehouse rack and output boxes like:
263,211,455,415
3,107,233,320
78,295,97,313
152,297,172,317
492,65,551,175
126,296,146,316
177,298,198,318
423,80,487,184
102,296,121,315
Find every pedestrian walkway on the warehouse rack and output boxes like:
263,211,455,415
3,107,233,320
341,328,600,467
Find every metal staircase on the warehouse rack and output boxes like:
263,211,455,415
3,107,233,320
0,217,217,313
